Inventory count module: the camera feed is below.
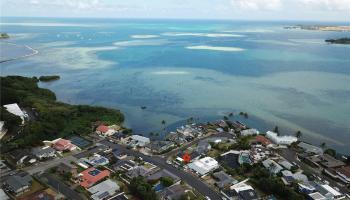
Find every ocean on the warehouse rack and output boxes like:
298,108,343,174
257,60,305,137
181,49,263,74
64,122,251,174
1,17,349,153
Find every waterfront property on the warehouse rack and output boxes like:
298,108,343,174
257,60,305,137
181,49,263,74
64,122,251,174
130,135,150,147
266,131,298,145
298,142,324,155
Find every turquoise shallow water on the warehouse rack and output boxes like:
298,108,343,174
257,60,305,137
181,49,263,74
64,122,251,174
1,18,350,153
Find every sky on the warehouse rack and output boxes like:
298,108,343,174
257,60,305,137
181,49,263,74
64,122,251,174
1,0,350,21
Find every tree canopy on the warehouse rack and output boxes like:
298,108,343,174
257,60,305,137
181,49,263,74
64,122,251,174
0,76,124,150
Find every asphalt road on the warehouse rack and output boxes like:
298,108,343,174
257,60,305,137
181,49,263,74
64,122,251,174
40,172,86,200
98,140,223,200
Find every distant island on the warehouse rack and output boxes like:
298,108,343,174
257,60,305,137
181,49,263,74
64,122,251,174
0,33,9,39
284,25,350,32
38,75,60,82
325,38,350,44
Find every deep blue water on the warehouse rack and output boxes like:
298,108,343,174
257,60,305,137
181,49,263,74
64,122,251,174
1,17,349,153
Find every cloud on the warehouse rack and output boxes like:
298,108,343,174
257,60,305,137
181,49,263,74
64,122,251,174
229,0,282,10
298,0,350,11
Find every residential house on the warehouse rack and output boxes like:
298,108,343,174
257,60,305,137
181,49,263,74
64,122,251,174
298,181,316,194
3,172,33,196
3,103,27,124
126,166,153,179
266,131,298,145
96,125,116,137
336,165,350,184
225,181,259,200
147,169,180,184
85,154,109,166
7,149,36,166
57,162,78,178
159,184,187,200
213,171,238,189
262,159,283,175
241,129,259,136
188,157,219,175
298,142,324,155
88,179,120,200
131,135,150,147
318,154,345,168
315,183,345,200
146,141,175,154
278,160,294,170
255,135,272,147
308,192,327,200
32,146,56,160
79,168,110,188
113,159,137,171
46,138,79,152
219,150,240,169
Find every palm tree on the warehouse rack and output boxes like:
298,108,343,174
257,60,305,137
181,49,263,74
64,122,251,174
295,131,302,138
273,126,280,135
161,120,166,125
320,142,326,150
223,116,229,120
155,132,159,137
228,112,233,117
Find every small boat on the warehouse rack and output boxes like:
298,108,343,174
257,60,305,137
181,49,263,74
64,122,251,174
141,106,147,110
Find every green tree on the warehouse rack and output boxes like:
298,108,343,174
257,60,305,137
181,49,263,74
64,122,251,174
295,131,302,138
274,126,280,135
129,177,158,200
320,142,326,150
160,176,174,187
325,148,336,157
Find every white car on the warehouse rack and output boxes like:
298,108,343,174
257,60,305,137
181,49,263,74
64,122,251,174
205,197,211,200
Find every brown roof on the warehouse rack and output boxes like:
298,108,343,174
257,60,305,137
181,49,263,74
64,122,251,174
337,165,350,177
256,135,272,146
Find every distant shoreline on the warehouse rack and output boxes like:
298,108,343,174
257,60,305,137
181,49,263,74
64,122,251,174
0,42,38,63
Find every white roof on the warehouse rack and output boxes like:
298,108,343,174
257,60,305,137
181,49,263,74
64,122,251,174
320,184,342,196
3,103,25,118
0,189,10,200
88,179,119,200
266,131,298,145
309,192,326,200
131,135,150,143
230,182,254,192
188,157,219,175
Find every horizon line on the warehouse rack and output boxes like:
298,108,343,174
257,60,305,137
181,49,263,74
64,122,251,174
1,15,350,23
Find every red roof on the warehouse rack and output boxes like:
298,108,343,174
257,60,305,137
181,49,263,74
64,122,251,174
96,125,109,133
53,139,74,151
256,135,272,146
80,168,110,188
